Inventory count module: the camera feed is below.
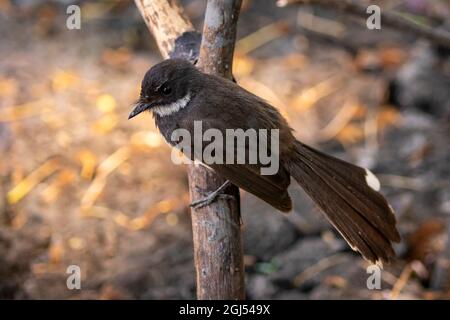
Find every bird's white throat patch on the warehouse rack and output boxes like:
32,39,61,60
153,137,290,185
153,93,191,117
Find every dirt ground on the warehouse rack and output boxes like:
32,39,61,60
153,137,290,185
0,0,449,299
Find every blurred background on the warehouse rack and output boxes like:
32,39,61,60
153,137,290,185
0,0,449,299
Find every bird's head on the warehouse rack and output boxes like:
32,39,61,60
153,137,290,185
128,59,197,119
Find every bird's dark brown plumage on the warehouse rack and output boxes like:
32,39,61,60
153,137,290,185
129,58,401,264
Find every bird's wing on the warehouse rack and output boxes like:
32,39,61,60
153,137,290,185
179,117,292,212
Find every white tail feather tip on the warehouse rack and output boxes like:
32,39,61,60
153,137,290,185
365,169,381,191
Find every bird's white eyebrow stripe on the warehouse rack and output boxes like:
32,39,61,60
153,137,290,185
153,93,191,117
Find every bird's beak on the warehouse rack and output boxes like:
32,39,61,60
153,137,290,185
128,99,151,120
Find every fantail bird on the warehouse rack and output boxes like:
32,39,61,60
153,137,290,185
129,59,400,264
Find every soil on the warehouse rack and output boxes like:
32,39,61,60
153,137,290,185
0,0,449,299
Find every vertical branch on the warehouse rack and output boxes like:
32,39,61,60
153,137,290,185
189,0,245,300
198,0,242,77
134,0,245,299
134,0,195,59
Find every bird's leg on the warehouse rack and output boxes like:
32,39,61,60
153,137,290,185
190,180,234,209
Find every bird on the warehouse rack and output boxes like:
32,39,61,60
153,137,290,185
129,58,400,264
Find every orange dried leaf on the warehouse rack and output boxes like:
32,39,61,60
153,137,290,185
101,47,132,67
76,149,98,180
92,113,118,134
114,212,130,227
7,158,60,204
96,94,117,113
48,239,64,265
336,124,364,145
11,212,27,230
281,53,307,70
290,77,339,112
233,54,255,77
81,146,130,209
31,263,49,275
165,212,179,226
51,69,79,92
318,100,363,142
41,169,76,203
236,22,289,54
130,131,163,149
68,237,85,250
0,99,53,122
156,198,176,213
380,47,407,67
0,77,18,98
129,198,179,230
323,276,347,288
377,106,400,130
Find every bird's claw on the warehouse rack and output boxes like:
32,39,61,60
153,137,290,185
190,194,235,209
190,180,233,209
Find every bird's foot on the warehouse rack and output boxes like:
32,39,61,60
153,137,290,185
190,180,234,209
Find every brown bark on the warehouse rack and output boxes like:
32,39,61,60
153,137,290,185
134,0,245,299
190,0,245,300
134,0,195,59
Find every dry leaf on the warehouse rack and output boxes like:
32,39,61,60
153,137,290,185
236,22,289,54
0,0,12,14
130,131,163,149
76,149,98,180
233,54,255,77
379,47,407,67
336,123,364,145
7,158,60,204
377,106,400,130
99,285,124,300
48,238,64,265
281,53,307,70
101,47,132,68
93,113,118,134
0,99,53,122
354,49,382,72
0,77,18,98
96,94,117,113
41,169,76,203
165,212,179,226
407,219,447,263
323,276,347,289
290,77,340,112
129,198,180,230
68,237,85,250
317,100,363,142
81,146,130,210
51,70,79,92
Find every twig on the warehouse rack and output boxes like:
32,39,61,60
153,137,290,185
390,263,413,300
317,99,361,142
81,146,130,211
278,0,450,49
293,253,348,287
236,22,288,54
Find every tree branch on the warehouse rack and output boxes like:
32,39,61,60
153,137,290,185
134,0,195,59
134,0,245,300
278,0,450,49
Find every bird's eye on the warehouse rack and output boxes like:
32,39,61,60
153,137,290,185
161,85,172,95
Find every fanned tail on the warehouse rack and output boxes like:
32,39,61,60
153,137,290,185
286,141,401,264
